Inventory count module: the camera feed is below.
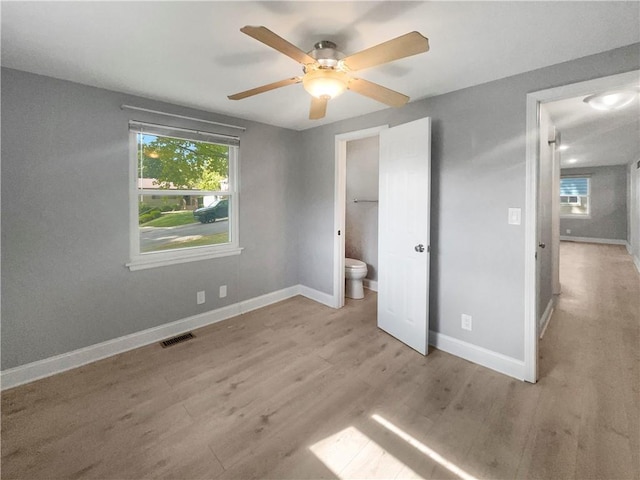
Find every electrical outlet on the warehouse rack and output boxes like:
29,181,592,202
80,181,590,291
219,285,227,298
566,229,571,234
461,314,472,331
197,291,205,305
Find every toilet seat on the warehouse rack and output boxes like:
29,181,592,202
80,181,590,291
345,258,367,271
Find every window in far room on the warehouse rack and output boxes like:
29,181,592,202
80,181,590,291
560,176,590,217
127,122,240,270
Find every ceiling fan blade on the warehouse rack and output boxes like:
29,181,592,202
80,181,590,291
342,31,429,72
348,78,409,107
241,26,317,65
228,77,302,100
309,96,328,120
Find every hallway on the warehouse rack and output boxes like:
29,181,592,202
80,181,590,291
535,241,639,479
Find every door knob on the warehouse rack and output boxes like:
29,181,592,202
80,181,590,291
415,244,425,253
538,242,546,248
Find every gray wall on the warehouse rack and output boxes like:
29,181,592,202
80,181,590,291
1,68,301,369
3,43,639,372
297,43,640,361
345,136,379,281
561,165,628,241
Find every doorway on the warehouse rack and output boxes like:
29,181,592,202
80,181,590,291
345,137,380,291
333,126,388,308
524,70,640,382
334,119,432,355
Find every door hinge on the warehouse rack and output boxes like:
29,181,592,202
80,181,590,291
338,230,341,236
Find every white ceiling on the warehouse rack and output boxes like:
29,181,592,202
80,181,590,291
1,1,639,131
545,81,640,169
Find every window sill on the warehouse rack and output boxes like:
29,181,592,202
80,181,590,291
560,215,591,220
127,246,243,271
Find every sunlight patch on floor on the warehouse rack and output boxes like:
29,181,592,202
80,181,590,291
309,425,421,479
372,414,478,480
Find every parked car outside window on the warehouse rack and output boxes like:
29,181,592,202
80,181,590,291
193,199,229,223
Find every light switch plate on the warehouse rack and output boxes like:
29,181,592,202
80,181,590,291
508,208,521,225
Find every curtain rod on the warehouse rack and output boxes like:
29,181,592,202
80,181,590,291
129,120,239,141
121,105,246,132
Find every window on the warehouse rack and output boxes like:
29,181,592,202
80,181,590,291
127,121,241,270
560,176,590,217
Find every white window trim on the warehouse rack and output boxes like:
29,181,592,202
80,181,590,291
126,131,242,271
126,246,242,271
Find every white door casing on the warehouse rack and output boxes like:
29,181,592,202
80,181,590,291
377,117,431,354
551,130,561,297
334,125,389,308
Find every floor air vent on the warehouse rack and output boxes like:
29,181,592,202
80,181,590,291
161,332,194,348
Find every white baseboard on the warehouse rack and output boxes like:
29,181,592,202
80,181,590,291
1,285,303,391
538,297,555,339
363,279,378,292
560,236,627,245
1,282,533,389
429,331,526,381
297,285,336,308
238,286,300,314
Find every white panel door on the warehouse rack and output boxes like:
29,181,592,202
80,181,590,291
378,117,431,354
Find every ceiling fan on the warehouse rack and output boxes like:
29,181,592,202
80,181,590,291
228,26,429,120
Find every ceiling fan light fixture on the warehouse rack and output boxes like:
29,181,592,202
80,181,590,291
583,90,638,111
302,69,348,99
229,26,430,119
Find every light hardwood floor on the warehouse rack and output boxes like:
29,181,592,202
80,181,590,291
2,242,639,479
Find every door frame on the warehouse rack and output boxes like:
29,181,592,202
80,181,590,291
524,70,639,382
333,125,388,308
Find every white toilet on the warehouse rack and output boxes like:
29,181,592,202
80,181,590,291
345,258,368,299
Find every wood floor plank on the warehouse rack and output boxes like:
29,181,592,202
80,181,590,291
2,242,638,480
208,362,352,468
514,375,583,480
620,324,640,479
215,370,376,479
401,350,478,422
409,366,503,478
464,377,541,479
573,377,635,479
